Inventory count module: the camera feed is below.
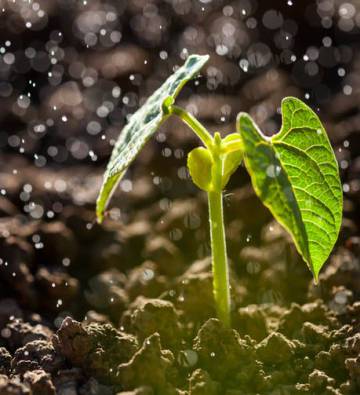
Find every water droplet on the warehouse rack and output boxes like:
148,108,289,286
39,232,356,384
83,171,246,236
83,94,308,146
343,85,352,95
178,350,198,367
338,68,346,77
266,164,280,178
143,269,154,281
239,59,249,72
62,258,71,267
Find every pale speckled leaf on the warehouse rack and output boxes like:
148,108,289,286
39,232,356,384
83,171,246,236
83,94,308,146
237,97,342,281
96,54,209,222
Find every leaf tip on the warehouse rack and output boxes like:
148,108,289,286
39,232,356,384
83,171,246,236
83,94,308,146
281,96,300,105
236,111,249,121
313,273,319,285
280,96,314,116
195,53,210,62
185,53,210,69
236,112,251,130
96,204,104,224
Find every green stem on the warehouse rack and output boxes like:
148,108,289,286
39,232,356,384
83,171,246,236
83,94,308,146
208,138,231,327
167,102,231,326
171,105,213,148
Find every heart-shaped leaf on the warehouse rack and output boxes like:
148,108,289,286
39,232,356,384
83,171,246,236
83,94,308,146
237,97,342,281
96,54,209,222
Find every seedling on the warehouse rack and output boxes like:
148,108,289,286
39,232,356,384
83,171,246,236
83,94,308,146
96,55,342,327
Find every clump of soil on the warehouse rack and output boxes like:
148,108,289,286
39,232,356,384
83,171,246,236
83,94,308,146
0,158,359,394
1,1,360,392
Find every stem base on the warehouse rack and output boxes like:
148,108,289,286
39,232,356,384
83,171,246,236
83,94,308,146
208,189,231,327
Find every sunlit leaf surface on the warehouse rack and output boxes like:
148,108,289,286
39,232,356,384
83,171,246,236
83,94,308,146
238,97,342,280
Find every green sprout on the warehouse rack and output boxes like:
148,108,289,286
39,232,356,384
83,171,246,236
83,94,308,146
96,55,342,327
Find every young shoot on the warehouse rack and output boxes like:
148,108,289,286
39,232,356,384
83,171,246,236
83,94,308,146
96,55,342,327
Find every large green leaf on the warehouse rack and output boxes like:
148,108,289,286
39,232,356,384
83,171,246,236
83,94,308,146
237,97,342,281
96,54,209,222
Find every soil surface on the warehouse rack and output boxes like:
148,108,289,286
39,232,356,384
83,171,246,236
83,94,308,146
1,1,360,394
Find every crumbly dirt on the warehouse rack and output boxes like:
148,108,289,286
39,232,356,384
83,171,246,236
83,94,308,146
1,164,359,394
1,1,360,394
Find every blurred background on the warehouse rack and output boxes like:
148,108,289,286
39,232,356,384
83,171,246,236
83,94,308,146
1,0,359,171
1,1,360,393
0,0,359,328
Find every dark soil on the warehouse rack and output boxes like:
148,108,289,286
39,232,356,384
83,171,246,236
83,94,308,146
1,1,360,394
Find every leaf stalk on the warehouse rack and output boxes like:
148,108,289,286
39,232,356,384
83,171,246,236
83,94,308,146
208,137,231,327
163,102,234,327
163,101,214,149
